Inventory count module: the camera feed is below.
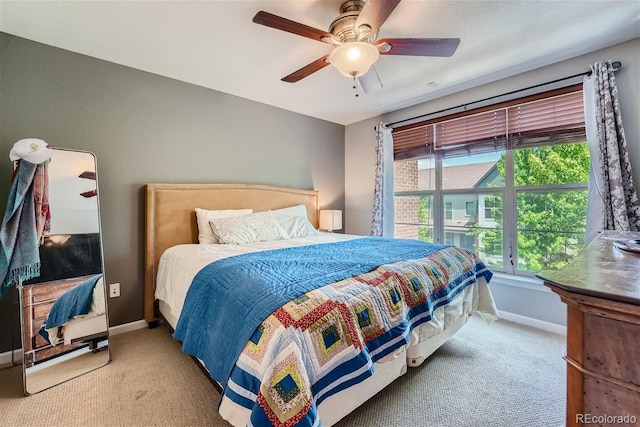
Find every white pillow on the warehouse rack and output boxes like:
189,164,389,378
195,208,253,244
275,215,319,239
209,211,282,245
271,204,308,219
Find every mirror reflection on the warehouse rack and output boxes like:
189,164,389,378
20,148,110,394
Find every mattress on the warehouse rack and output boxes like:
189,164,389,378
156,233,362,322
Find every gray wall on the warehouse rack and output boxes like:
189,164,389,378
345,38,640,328
0,33,345,353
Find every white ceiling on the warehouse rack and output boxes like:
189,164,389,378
1,1,638,125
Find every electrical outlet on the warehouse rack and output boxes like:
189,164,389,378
109,283,120,298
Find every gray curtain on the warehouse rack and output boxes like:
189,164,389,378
371,122,394,237
585,61,640,241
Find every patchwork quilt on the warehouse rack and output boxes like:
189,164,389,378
174,238,492,427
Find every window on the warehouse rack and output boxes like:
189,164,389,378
465,202,477,216
392,84,589,276
394,194,433,242
445,202,453,220
445,232,454,245
460,234,476,252
484,197,497,219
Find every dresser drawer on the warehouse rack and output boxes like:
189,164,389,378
583,375,640,424
33,302,55,321
583,313,640,386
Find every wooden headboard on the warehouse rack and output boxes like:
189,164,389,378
144,183,319,324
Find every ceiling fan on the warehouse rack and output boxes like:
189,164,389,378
253,0,460,94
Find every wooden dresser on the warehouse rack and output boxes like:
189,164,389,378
21,276,92,368
537,232,640,427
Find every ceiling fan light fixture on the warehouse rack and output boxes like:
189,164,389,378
329,41,379,78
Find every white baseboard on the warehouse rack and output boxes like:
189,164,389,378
0,348,23,367
499,310,567,335
108,319,148,336
1,319,149,366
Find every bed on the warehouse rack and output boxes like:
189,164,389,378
144,183,499,427
39,273,108,348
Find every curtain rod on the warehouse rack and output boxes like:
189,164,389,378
387,61,622,128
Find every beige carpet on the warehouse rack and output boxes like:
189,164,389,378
0,316,566,427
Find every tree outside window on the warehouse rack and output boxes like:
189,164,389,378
474,143,589,272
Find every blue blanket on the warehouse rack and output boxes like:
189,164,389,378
173,236,449,386
39,274,102,343
0,161,41,297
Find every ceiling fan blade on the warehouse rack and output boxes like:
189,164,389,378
376,38,460,57
253,11,334,43
80,189,97,198
358,66,383,93
78,171,96,180
354,0,401,38
282,54,331,83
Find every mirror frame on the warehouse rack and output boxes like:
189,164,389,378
18,147,110,394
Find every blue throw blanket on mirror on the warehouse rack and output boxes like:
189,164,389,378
0,161,43,297
173,236,452,387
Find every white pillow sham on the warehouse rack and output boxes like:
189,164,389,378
195,208,253,244
209,211,281,245
271,204,308,219
209,211,318,245
276,215,319,240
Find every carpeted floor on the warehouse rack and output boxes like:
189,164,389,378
0,316,566,427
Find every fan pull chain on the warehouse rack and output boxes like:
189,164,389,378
352,75,360,97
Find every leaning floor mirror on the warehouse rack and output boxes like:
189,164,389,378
19,148,110,394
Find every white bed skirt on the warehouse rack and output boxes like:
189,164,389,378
62,313,109,345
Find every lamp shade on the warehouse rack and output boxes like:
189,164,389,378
329,42,379,78
319,210,343,232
